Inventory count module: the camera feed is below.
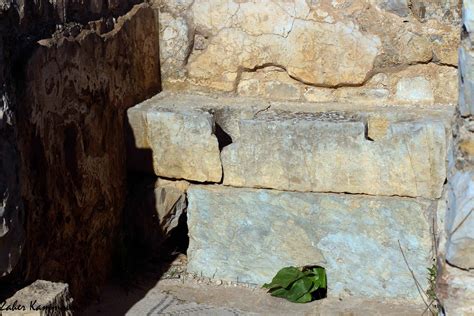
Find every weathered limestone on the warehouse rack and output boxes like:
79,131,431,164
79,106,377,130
2,280,72,315
154,0,459,104
236,64,458,105
222,113,447,199
127,106,222,182
438,264,474,315
438,1,474,313
187,185,433,300
459,45,474,116
446,171,474,269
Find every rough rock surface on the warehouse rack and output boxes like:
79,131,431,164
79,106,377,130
154,0,459,104
2,280,73,315
438,1,474,313
222,114,447,199
127,105,222,182
124,177,188,253
446,171,474,269
438,263,474,315
16,4,160,299
187,185,433,300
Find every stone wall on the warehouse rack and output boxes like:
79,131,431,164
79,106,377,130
438,0,474,314
127,92,452,301
0,0,161,302
14,4,160,299
154,0,460,105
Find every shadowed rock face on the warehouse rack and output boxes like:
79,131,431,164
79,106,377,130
11,3,160,300
0,16,24,277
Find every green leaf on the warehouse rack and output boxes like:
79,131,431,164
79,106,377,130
316,267,327,289
296,293,313,303
269,287,290,298
263,266,327,303
262,267,304,289
285,277,313,302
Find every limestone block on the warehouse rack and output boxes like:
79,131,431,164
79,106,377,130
446,171,474,269
395,77,434,102
222,113,446,199
459,45,474,116
438,264,474,315
127,106,222,182
158,12,192,81
187,9,381,90
187,185,432,300
2,280,72,315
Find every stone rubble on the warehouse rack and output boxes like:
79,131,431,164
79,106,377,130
2,280,73,316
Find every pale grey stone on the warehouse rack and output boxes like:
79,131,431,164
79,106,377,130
395,77,434,102
154,178,188,235
438,264,474,315
3,280,72,315
222,114,446,199
446,171,474,269
459,45,474,117
377,0,410,17
464,0,474,35
159,12,192,81
187,185,432,300
127,106,222,182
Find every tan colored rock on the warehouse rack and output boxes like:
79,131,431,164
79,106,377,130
187,6,381,90
367,115,390,140
154,0,459,104
127,104,222,183
392,64,458,104
158,12,192,81
2,280,72,315
222,113,447,199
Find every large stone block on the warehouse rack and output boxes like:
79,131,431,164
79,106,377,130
446,171,474,269
187,185,433,300
127,106,222,182
222,113,447,199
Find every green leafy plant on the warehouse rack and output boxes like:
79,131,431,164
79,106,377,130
262,266,327,303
